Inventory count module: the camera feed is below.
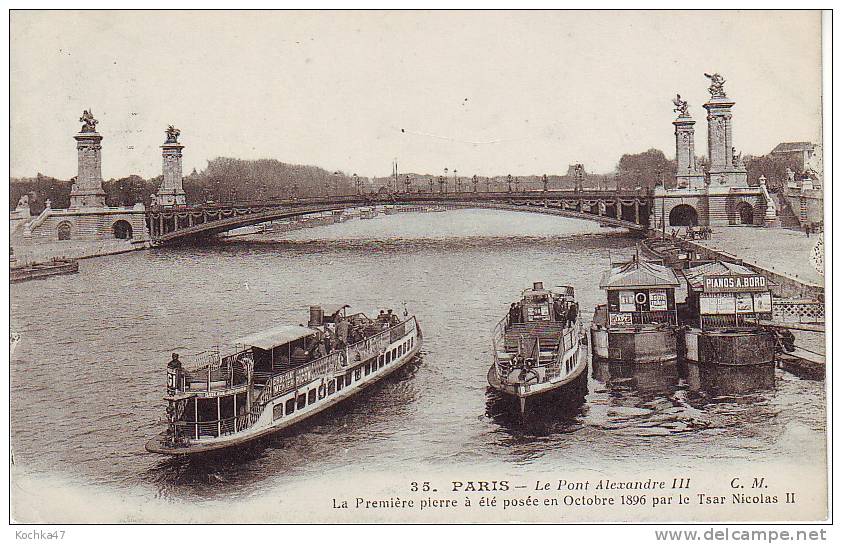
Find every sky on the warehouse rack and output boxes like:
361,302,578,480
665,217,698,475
10,10,823,180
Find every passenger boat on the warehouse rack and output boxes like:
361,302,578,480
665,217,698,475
10,258,79,283
488,282,588,413
146,304,421,456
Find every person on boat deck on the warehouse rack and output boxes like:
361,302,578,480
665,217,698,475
276,354,290,370
167,353,182,369
336,318,349,346
509,303,519,324
388,309,399,326
566,302,578,325
377,310,388,324
291,346,308,366
312,342,326,359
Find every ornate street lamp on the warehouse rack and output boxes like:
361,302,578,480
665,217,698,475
428,177,434,193
507,174,513,193
514,176,520,193
472,174,478,192
454,169,459,192
439,175,446,193
353,173,360,195
405,175,412,193
542,174,549,192
486,176,491,192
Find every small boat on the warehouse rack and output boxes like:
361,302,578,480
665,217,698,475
10,258,79,283
10,332,20,357
146,304,421,456
488,282,588,413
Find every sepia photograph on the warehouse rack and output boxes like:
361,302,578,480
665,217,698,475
7,8,830,528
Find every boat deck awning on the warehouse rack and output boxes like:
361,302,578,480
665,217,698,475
235,325,319,350
317,304,350,316
599,259,680,290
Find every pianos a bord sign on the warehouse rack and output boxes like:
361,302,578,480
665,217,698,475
703,274,767,293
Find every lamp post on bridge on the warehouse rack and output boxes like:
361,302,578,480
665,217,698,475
439,175,446,194
542,174,549,192
454,169,460,192
428,177,434,193
486,176,491,193
353,173,360,195
514,176,520,193
405,175,412,194
472,174,478,193
507,174,513,193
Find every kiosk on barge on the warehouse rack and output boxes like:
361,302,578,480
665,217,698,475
681,261,776,366
591,257,681,363
146,304,421,456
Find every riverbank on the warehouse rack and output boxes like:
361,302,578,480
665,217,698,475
10,239,149,264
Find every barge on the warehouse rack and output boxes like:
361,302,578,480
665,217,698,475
10,258,79,283
681,261,776,366
146,304,421,456
591,257,681,363
488,282,588,413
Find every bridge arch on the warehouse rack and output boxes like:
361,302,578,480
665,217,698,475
669,204,699,226
57,221,73,240
112,220,134,239
736,201,754,225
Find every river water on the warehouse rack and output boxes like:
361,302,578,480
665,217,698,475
10,209,826,515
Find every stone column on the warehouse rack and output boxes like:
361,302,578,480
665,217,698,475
157,125,187,207
673,106,705,189
70,110,107,209
702,74,747,187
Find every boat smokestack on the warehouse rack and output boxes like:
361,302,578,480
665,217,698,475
533,281,544,290
308,305,324,326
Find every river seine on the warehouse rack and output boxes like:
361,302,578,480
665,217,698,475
10,209,826,516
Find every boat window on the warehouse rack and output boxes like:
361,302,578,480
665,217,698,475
392,348,397,359
379,357,384,369
354,368,361,381
297,394,306,410
336,375,344,390
308,389,317,404
345,371,353,385
378,355,384,366
285,397,296,415
328,380,336,395
386,352,391,364
364,362,371,375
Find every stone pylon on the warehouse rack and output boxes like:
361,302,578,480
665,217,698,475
158,125,187,206
70,110,107,208
672,95,705,189
702,73,748,187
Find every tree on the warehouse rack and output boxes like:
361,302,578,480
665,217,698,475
615,148,675,189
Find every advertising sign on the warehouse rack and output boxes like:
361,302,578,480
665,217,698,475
618,290,636,312
735,292,754,314
703,274,768,293
649,289,668,311
609,312,632,326
753,291,773,313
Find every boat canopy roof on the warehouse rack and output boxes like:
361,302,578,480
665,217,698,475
318,303,350,316
236,324,319,350
682,261,772,292
599,259,680,290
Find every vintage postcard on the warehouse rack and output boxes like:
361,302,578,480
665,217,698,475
8,9,828,526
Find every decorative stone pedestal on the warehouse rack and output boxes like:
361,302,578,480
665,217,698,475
70,129,107,208
157,125,187,206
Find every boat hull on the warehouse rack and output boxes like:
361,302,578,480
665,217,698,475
147,325,422,456
684,327,775,366
487,341,588,400
590,325,678,364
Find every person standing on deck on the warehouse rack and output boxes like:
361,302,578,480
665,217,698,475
336,318,349,347
566,302,578,326
291,346,307,366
